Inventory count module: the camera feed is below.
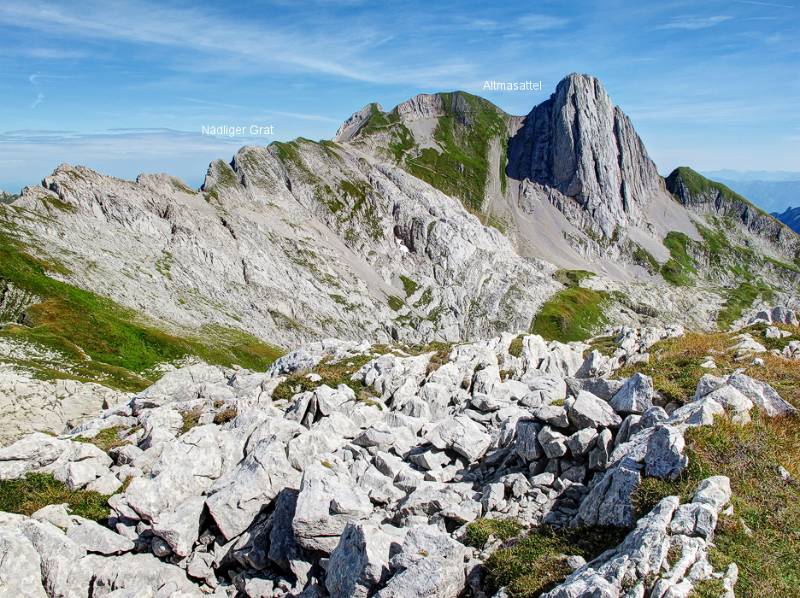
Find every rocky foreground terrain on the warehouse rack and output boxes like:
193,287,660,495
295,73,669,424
0,303,797,597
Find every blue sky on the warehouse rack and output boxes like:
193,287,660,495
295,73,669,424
0,0,798,192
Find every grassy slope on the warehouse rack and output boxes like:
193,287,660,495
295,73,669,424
531,270,610,343
660,219,790,329
624,328,800,598
485,526,627,596
0,473,112,522
661,170,800,324
666,167,769,217
661,231,697,286
0,211,282,391
357,92,508,212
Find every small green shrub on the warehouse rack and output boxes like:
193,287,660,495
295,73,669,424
271,354,377,403
553,269,595,288
180,407,204,435
399,275,418,298
717,282,773,331
587,335,617,357
387,295,404,311
212,407,237,425
508,335,524,358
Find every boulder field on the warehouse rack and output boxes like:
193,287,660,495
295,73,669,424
0,325,795,597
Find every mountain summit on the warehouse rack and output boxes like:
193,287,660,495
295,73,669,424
507,74,663,236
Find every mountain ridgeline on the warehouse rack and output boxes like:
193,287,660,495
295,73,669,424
1,73,799,390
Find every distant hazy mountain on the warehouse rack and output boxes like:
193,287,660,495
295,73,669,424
699,176,800,214
0,190,17,205
773,206,800,233
703,169,800,182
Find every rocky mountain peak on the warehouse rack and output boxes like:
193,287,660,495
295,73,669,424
507,73,664,236
334,103,382,143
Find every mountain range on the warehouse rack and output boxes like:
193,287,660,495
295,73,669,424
0,73,799,598
1,73,799,391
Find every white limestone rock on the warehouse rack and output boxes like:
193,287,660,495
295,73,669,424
326,522,399,598
644,425,688,481
568,391,622,429
609,373,654,415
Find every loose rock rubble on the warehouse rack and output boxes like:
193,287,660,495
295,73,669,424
0,328,793,597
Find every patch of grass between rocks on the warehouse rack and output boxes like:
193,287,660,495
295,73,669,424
485,526,627,597
0,472,111,523
531,287,610,343
465,518,523,548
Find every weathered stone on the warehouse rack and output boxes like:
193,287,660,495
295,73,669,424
376,525,466,598
514,419,543,461
609,373,653,415
326,522,398,598
293,464,372,554
566,428,598,456
726,373,797,417
151,495,205,557
206,438,300,540
573,457,641,527
66,517,135,555
426,416,491,461
588,428,613,470
568,391,622,429
538,426,569,459
530,405,570,428
644,426,687,481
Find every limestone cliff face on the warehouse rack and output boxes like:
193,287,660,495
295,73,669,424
508,74,664,237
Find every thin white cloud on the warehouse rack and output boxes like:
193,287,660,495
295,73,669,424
657,15,733,30
0,1,394,83
267,111,340,123
516,14,570,31
27,47,88,59
182,98,245,111
31,93,44,109
733,0,794,8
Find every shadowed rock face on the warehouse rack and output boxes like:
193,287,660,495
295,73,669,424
508,74,664,237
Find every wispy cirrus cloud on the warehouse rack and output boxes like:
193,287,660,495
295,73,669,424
733,0,794,8
516,14,570,31
657,15,733,30
0,0,431,85
451,13,568,32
